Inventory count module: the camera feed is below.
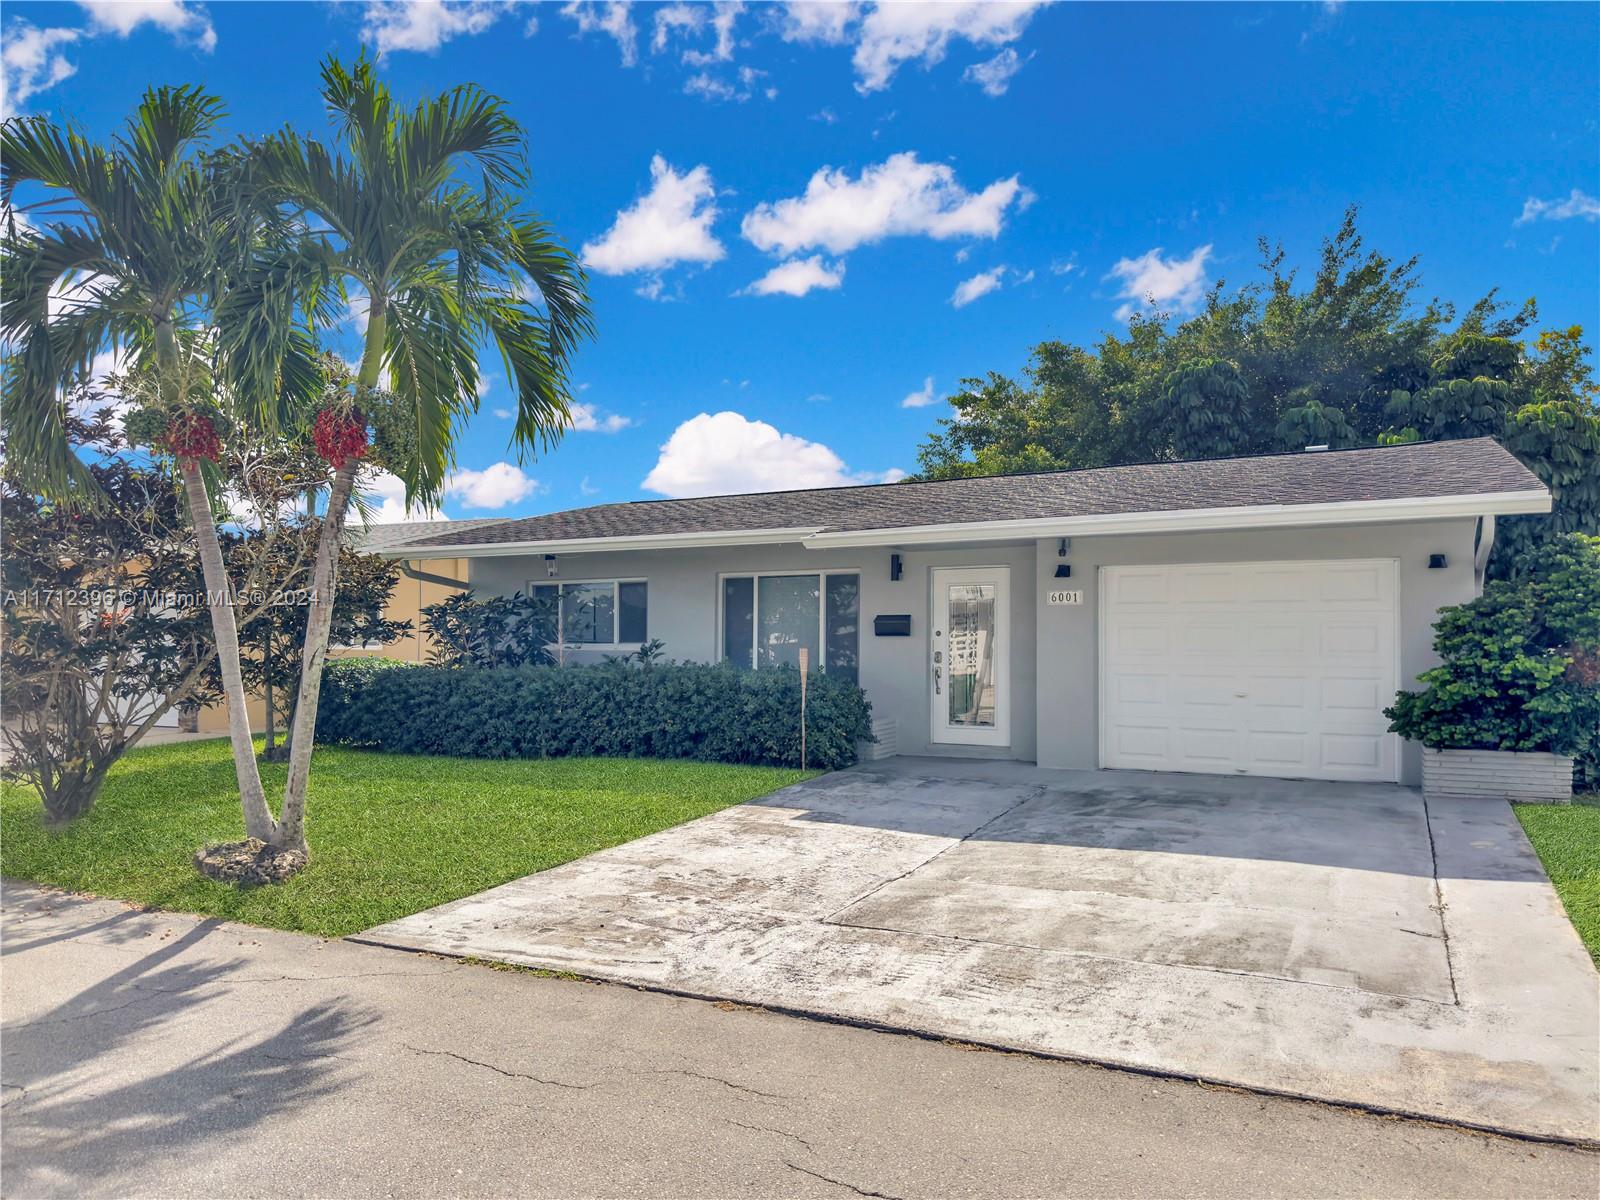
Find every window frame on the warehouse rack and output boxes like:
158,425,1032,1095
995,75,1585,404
525,577,648,650
716,569,862,675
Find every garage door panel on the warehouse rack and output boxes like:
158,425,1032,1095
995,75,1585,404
1109,570,1170,605
1322,676,1384,713
1177,619,1238,657
1320,733,1385,771
1181,569,1241,604
1111,622,1169,656
1176,729,1244,766
1102,560,1398,783
1245,732,1313,769
1320,563,1392,603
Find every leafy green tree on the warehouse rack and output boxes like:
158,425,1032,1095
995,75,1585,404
911,207,1598,570
1,89,323,840
0,402,307,820
242,57,593,852
1156,359,1253,459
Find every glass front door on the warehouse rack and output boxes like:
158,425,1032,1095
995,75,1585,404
930,567,1010,747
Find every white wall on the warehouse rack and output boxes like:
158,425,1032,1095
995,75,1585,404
1032,517,1482,784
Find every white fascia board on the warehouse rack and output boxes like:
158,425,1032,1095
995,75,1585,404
800,489,1553,550
374,526,823,560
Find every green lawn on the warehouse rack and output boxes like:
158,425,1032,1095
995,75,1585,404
0,738,811,938
1515,795,1600,967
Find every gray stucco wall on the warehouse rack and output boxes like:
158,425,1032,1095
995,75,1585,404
466,516,1478,781
469,542,1038,761
1032,517,1482,784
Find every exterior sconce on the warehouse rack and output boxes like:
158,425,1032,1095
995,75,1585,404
890,553,903,581
1054,564,1072,579
545,554,558,578
1428,554,1447,569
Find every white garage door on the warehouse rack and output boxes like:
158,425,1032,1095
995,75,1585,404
1099,560,1400,782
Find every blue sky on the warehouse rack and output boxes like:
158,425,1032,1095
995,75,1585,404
6,1,1598,521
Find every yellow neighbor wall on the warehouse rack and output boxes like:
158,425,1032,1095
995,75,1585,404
195,556,470,734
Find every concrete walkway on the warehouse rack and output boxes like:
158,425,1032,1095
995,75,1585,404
4,881,1598,1198
360,760,1600,1144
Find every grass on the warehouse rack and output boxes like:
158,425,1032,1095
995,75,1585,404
0,738,811,938
1514,794,1600,967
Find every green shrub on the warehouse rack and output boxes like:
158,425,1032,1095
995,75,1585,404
1387,535,1600,758
316,659,874,770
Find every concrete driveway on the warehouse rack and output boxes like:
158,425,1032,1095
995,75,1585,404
359,759,1600,1143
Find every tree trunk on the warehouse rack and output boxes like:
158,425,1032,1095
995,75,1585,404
272,299,387,852
276,458,358,851
178,456,278,842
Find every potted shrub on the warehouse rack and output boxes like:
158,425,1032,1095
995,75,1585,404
1387,534,1600,804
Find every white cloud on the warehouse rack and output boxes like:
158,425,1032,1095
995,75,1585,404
685,2,742,65
47,271,102,324
76,1,216,52
579,476,601,495
445,462,539,509
642,410,899,497
776,1,860,45
1107,243,1213,321
561,1,638,66
1515,188,1600,225
741,255,846,297
492,407,513,419
568,402,632,433
364,461,537,518
741,152,1027,258
343,286,371,336
363,471,445,523
849,1,1044,93
900,376,937,408
582,155,725,283
651,2,702,52
358,1,524,55
950,265,1006,307
962,46,1027,96
2,22,80,118
683,66,769,102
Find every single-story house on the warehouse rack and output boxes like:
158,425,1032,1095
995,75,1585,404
376,438,1550,786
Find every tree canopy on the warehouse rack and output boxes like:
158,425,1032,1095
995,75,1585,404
913,209,1599,567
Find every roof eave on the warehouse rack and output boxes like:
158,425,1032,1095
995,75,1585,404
373,525,823,559
803,489,1553,549
375,489,1551,559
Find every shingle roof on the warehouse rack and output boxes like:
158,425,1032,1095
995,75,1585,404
348,517,509,553
401,438,1545,550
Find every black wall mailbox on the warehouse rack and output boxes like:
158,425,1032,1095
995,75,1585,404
873,614,912,637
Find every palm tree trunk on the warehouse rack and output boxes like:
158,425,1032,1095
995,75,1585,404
276,458,358,850
274,300,387,852
178,456,278,841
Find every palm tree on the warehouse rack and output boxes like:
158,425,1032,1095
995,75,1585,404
248,57,592,851
1,88,322,842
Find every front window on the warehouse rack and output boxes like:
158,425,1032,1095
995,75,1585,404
531,580,647,646
721,572,859,682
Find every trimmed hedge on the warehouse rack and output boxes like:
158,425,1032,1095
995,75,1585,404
316,659,874,770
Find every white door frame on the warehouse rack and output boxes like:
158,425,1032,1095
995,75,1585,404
929,565,1011,748
1096,558,1403,782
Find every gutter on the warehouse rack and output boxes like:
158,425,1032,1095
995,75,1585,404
375,488,1552,560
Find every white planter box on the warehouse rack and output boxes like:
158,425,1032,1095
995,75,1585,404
858,716,898,762
1422,748,1574,804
